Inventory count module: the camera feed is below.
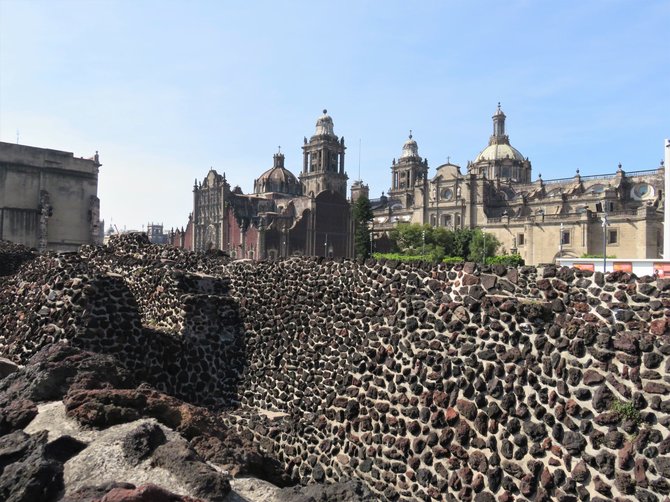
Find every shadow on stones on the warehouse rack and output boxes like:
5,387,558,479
71,273,248,409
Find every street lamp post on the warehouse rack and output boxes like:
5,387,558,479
482,228,487,264
369,226,373,256
324,233,328,257
602,213,609,273
281,230,286,258
422,228,426,257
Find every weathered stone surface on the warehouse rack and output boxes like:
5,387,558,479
83,483,203,502
654,457,670,478
562,431,587,456
0,430,63,502
0,357,20,379
60,481,137,502
0,398,38,435
151,441,230,501
122,422,166,466
583,370,605,386
457,399,477,421
571,460,590,483
592,384,615,412
276,479,376,501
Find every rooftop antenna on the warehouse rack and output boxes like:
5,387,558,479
358,138,362,181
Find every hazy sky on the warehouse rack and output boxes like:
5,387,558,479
1,0,668,231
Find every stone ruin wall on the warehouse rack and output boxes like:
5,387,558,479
223,257,670,502
0,236,246,407
2,235,670,501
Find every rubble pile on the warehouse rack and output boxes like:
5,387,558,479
0,343,290,501
0,240,37,277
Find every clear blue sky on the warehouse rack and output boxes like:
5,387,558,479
1,0,668,231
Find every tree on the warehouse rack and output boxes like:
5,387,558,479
352,195,373,259
432,227,455,256
452,228,474,259
389,223,432,255
468,228,501,262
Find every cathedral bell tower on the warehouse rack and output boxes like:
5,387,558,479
300,110,347,198
389,132,428,204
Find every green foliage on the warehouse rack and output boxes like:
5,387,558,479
611,400,642,424
452,228,474,258
389,223,431,255
442,256,465,264
467,228,500,262
387,224,507,264
487,254,525,266
580,253,617,258
432,227,454,254
373,252,433,262
352,196,373,259
424,244,446,262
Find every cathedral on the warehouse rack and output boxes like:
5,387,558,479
178,110,354,259
172,105,664,266
369,104,664,265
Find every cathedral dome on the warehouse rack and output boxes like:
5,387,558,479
254,153,301,196
399,132,420,160
315,109,335,136
474,104,526,163
474,143,525,163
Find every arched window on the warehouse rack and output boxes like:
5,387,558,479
455,214,461,228
441,214,452,227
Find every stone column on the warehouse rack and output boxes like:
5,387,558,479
38,190,51,253
89,196,100,244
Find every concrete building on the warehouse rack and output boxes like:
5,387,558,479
190,111,353,258
0,142,102,252
371,104,664,265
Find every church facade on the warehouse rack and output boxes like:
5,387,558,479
174,105,664,265
370,104,664,264
182,111,354,259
